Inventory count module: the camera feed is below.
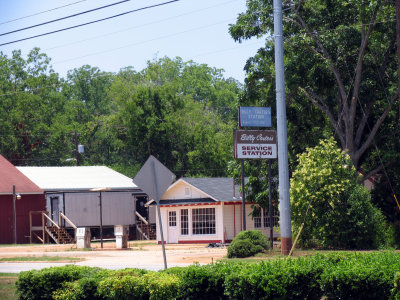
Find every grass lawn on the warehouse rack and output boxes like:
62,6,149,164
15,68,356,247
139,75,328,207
0,274,18,300
0,256,83,262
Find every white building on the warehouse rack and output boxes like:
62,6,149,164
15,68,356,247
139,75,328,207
149,177,279,244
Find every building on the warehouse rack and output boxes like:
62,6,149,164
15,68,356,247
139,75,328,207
150,177,279,244
17,166,154,240
0,155,45,244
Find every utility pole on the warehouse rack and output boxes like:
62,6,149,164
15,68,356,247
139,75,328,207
273,0,292,255
13,185,17,244
74,130,80,166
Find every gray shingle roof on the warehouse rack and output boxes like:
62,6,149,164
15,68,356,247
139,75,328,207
181,177,243,202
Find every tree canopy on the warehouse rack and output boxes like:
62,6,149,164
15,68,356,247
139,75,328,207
229,0,399,182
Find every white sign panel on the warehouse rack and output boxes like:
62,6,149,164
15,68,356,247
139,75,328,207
234,130,277,159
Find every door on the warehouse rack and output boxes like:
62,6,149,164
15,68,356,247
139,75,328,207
50,196,60,225
168,210,178,243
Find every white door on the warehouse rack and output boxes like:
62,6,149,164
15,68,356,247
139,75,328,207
168,210,178,243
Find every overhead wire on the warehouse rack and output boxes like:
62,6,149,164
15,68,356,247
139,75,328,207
0,0,132,37
0,0,180,47
44,0,241,52
53,18,237,65
0,0,89,26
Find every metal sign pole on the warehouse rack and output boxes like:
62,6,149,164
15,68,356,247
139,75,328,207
268,160,273,249
152,160,168,269
241,160,246,230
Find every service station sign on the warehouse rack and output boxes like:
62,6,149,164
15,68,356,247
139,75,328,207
234,130,277,159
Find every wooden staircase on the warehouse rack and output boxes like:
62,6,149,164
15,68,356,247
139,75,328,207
45,226,74,244
136,211,156,240
29,211,77,245
136,220,156,240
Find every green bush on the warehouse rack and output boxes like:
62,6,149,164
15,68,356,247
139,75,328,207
319,252,400,299
224,256,327,300
392,273,400,299
166,262,242,299
227,230,269,258
15,252,400,300
16,265,103,300
97,270,181,300
290,137,386,249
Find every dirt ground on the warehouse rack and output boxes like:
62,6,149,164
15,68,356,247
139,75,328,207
0,241,228,265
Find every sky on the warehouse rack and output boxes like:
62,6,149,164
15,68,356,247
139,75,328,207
0,0,266,83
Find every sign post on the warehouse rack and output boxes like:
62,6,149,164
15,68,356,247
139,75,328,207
133,155,175,269
236,107,274,232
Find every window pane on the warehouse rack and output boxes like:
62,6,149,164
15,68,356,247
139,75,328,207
181,209,188,235
169,211,176,227
192,208,215,235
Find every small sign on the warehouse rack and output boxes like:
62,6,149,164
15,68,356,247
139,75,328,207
239,106,272,127
234,130,277,159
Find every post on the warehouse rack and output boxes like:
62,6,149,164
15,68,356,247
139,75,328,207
273,0,292,254
74,130,79,166
99,192,103,248
241,160,246,230
152,160,168,269
268,160,273,249
13,185,17,244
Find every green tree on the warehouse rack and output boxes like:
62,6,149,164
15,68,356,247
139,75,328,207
0,48,66,165
107,57,238,176
230,0,399,182
290,137,386,249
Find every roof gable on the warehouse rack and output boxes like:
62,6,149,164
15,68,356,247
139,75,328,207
17,166,139,191
162,177,242,202
0,155,43,194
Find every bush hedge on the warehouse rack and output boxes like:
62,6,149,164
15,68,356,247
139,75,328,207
16,252,400,300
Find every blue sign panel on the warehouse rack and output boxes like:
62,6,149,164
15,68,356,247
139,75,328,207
239,107,272,127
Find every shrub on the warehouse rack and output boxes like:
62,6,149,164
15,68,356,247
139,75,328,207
290,137,386,249
224,256,326,300
16,265,102,300
97,270,181,300
227,230,269,258
320,252,400,299
392,273,400,299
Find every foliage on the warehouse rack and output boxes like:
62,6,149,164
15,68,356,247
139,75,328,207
229,0,399,180
227,230,269,258
0,51,240,178
393,273,400,300
15,265,104,300
290,137,386,249
319,252,400,299
15,252,400,299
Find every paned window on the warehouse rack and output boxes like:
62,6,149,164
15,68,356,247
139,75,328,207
192,208,215,235
181,209,188,235
263,207,279,228
254,208,262,228
168,211,176,227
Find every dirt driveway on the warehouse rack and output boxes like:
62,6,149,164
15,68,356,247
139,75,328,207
0,242,227,267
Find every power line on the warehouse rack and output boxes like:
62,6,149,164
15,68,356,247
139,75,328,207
0,0,89,26
0,0,180,47
53,18,235,65
44,0,241,52
0,0,131,37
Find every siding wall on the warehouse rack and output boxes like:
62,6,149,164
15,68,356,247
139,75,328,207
0,194,45,244
157,204,224,243
63,192,136,227
162,181,209,200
